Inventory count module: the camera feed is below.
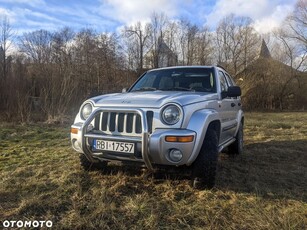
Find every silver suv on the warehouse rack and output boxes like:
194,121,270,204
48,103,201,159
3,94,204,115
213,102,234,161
71,66,244,188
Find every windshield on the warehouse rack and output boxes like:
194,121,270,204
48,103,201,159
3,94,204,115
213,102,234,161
130,67,216,93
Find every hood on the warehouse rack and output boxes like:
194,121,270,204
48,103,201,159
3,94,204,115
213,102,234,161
90,91,218,108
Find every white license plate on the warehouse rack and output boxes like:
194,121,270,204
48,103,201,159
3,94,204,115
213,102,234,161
93,140,135,153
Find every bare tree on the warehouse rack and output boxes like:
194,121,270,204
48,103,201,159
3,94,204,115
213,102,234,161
177,19,191,65
20,30,52,64
149,12,169,68
271,0,307,110
286,0,307,51
96,32,126,92
284,0,307,71
0,16,14,80
194,27,214,65
0,16,14,119
215,14,260,76
186,23,198,65
164,21,179,65
73,28,98,97
124,22,150,72
2,8,307,122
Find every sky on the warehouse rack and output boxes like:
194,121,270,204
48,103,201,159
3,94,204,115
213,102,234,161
0,0,298,35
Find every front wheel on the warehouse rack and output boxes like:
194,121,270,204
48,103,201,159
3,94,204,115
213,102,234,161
228,122,243,155
192,128,219,189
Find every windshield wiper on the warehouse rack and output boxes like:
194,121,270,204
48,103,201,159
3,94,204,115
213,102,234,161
132,87,157,92
162,87,193,91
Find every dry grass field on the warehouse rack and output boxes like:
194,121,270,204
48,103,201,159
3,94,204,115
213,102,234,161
0,112,306,229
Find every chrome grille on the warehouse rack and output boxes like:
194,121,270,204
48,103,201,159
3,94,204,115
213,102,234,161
93,111,148,137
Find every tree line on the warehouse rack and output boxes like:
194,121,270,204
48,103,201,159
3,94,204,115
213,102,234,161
0,0,306,122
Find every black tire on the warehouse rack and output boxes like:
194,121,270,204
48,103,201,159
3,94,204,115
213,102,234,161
79,154,107,171
192,128,219,189
228,122,243,155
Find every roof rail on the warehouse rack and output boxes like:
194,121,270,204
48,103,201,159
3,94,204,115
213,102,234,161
216,64,227,71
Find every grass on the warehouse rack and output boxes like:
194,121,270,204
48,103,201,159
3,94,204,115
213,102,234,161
0,112,307,229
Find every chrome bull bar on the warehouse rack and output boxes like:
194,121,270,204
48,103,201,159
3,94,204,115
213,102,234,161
81,108,153,171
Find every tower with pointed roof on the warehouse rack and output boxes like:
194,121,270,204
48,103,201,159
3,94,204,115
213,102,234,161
259,39,271,59
236,37,306,110
143,37,177,69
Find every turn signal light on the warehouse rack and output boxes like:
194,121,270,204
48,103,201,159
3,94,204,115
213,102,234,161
71,128,79,134
165,135,194,143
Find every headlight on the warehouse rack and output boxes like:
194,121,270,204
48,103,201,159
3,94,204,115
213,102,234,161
162,104,181,125
81,103,93,120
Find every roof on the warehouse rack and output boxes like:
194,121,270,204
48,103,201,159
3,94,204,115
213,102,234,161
259,39,271,59
144,37,176,56
146,65,220,72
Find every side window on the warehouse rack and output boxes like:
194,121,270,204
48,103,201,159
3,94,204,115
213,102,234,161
224,73,234,86
218,71,228,92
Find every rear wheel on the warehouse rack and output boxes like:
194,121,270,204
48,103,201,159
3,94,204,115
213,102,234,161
228,122,243,155
192,128,219,189
79,154,107,170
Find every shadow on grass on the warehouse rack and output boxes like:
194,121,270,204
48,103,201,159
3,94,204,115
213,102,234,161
216,140,307,202
80,139,307,202
88,160,190,179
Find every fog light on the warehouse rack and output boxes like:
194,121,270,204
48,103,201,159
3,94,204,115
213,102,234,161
72,139,80,150
169,149,183,162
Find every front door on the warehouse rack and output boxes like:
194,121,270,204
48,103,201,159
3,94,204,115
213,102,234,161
217,71,238,144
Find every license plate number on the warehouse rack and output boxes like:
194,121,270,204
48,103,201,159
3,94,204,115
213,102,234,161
93,140,135,153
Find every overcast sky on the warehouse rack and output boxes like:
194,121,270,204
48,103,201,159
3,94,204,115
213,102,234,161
0,0,297,35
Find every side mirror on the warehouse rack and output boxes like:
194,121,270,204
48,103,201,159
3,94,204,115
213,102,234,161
222,86,241,99
122,88,127,93
227,86,241,97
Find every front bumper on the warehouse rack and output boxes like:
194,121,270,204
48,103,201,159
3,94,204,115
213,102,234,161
71,108,196,170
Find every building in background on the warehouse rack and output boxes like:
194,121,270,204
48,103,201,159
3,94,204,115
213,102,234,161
143,37,177,69
237,40,307,110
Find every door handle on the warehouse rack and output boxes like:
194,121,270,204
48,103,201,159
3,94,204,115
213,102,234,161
231,103,236,107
